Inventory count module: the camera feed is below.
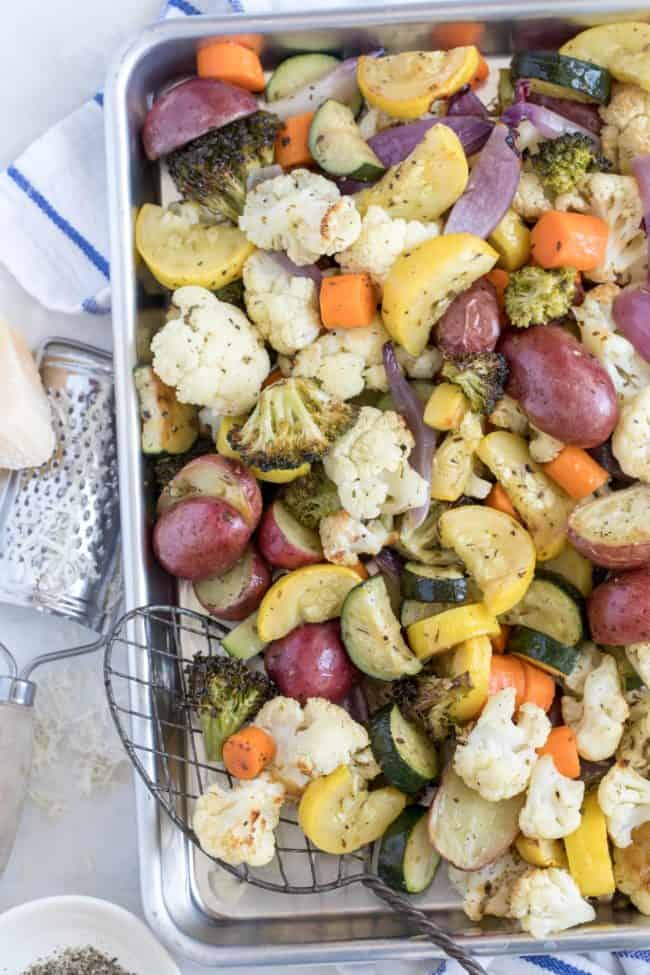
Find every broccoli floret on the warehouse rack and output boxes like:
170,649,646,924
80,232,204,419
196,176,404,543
504,265,578,329
531,132,611,197
228,378,357,472
280,465,342,530
186,654,276,761
440,352,508,415
167,111,281,224
213,278,245,310
153,437,214,493
393,671,472,741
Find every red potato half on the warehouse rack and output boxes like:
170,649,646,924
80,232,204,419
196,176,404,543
257,500,323,569
588,568,650,645
153,496,250,581
436,278,501,357
568,484,650,569
157,454,262,531
428,765,524,871
265,620,360,704
500,324,619,447
142,77,257,160
194,544,271,621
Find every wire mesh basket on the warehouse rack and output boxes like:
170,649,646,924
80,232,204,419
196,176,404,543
104,604,486,975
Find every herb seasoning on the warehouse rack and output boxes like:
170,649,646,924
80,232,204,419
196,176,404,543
22,946,135,975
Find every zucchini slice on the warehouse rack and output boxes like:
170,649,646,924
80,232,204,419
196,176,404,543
369,704,439,794
378,806,440,894
501,573,585,647
341,575,422,680
508,625,581,677
401,600,455,628
266,53,341,102
309,99,385,181
402,563,469,604
221,611,267,660
511,51,611,104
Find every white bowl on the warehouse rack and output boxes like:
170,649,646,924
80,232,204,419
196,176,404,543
0,895,181,974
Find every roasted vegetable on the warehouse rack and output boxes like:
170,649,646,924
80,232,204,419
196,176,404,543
394,670,472,740
134,365,199,455
213,278,246,310
167,111,281,223
531,133,611,196
153,437,214,493
186,654,276,761
504,265,578,329
395,501,461,566
228,378,357,471
440,352,508,416
280,465,342,530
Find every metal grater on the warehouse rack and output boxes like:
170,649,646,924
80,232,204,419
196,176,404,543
0,338,121,633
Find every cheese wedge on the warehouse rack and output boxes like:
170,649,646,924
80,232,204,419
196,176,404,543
0,321,55,469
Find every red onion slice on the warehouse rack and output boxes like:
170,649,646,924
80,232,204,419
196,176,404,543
612,154,650,361
368,116,493,170
501,100,599,143
270,251,322,283
447,84,489,119
527,92,602,135
383,342,437,530
267,53,380,121
445,124,521,238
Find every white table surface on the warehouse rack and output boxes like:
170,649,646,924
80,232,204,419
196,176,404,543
0,2,345,972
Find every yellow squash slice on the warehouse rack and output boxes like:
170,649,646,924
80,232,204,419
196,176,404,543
407,603,500,661
561,22,650,91
257,564,361,641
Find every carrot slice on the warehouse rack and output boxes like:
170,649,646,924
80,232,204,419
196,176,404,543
197,41,266,92
538,725,581,778
320,273,377,329
350,560,369,580
275,112,314,169
489,655,526,707
199,33,264,55
530,211,608,271
485,268,509,308
491,623,511,654
222,726,276,779
543,446,609,500
520,660,556,713
470,56,490,89
431,22,485,49
486,482,520,521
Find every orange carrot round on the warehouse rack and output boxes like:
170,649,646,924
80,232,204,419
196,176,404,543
491,623,511,654
485,268,509,308
520,660,556,713
222,726,276,779
197,41,266,92
199,33,264,55
275,112,315,169
543,446,609,500
470,56,490,89
320,273,377,330
530,211,608,271
489,655,526,707
538,725,580,778
431,22,485,49
486,482,520,521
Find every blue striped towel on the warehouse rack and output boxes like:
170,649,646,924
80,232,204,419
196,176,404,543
0,0,648,970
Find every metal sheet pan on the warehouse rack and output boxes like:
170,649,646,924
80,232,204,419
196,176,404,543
105,3,650,965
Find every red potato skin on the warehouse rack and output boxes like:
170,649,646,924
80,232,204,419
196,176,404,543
588,568,650,645
157,454,262,531
257,502,322,570
153,496,250,581
265,620,360,704
142,77,257,160
567,526,650,571
499,325,619,447
194,545,271,621
436,279,501,356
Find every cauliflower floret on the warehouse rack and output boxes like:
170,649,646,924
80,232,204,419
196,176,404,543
598,762,650,848
562,655,629,762
193,773,285,867
519,755,585,840
618,691,650,778
448,851,528,922
573,284,650,404
255,697,379,796
151,286,270,414
565,641,603,696
319,510,393,566
626,643,650,687
453,687,551,802
529,424,564,464
612,387,650,483
336,205,440,291
510,867,596,938
512,171,554,221
324,406,428,521
239,169,361,265
600,83,650,175
242,250,321,355
579,174,647,285
489,395,529,436
613,820,650,914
